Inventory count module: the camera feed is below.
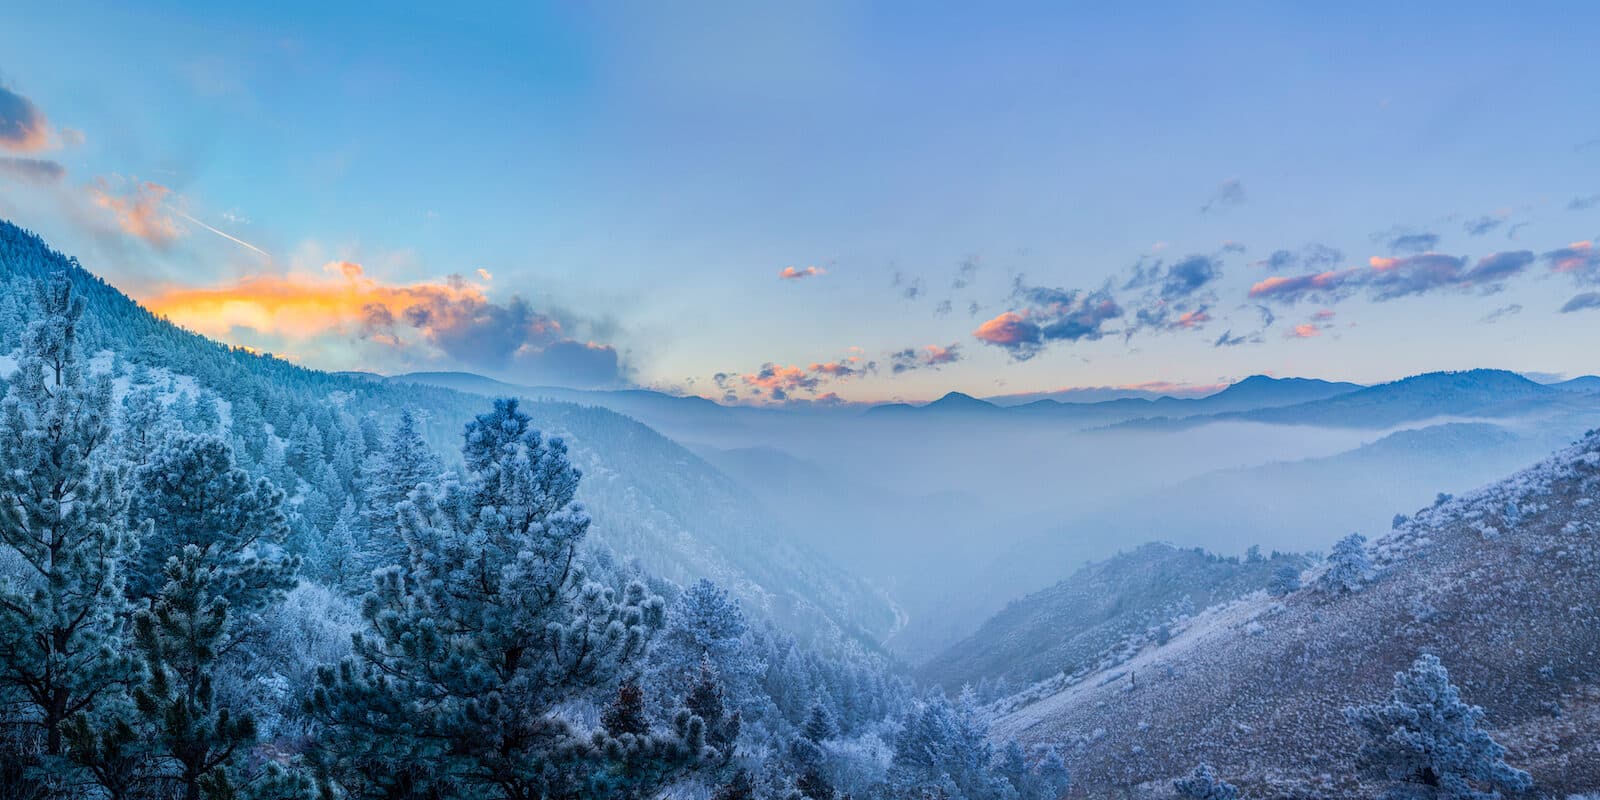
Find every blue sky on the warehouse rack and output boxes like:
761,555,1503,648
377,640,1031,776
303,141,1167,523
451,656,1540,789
1,1,1597,402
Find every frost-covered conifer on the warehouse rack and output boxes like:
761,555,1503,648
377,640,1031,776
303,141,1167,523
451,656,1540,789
309,398,700,800
117,434,300,799
359,408,440,573
1269,563,1302,596
1345,654,1532,799
647,577,766,718
0,274,134,761
1318,532,1370,593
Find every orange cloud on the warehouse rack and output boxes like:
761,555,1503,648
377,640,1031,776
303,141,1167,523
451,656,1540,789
1248,270,1354,299
143,261,489,342
1171,309,1212,329
1287,323,1320,338
778,265,825,280
1548,241,1594,273
90,179,181,246
973,311,1037,346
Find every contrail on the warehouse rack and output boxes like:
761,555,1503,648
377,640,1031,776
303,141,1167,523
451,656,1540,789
170,207,272,259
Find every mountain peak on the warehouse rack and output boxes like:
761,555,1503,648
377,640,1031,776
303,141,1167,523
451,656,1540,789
927,391,995,410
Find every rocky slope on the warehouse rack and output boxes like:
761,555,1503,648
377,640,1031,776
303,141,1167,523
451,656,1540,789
992,431,1600,798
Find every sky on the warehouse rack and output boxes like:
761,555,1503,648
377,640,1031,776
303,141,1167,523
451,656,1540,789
1,1,1598,404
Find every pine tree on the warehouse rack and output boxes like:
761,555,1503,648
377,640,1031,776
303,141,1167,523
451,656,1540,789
1345,654,1532,799
121,434,300,800
887,692,1008,800
684,660,740,755
117,382,166,468
711,768,756,800
310,398,699,800
603,682,650,738
1174,763,1238,800
359,408,441,574
126,434,299,607
1269,563,1302,596
995,741,1071,800
646,578,765,719
0,274,135,762
801,702,834,743
1319,532,1370,593
284,413,321,479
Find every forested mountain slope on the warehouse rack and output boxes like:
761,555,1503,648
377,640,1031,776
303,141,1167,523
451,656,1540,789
0,219,895,644
992,430,1600,798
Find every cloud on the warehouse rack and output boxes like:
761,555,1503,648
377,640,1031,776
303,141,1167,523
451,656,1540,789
1253,243,1343,272
1544,241,1600,282
1365,253,1472,299
1462,215,1504,236
1382,231,1441,254
1248,269,1360,303
952,257,979,289
1286,323,1321,339
1481,303,1521,323
779,265,825,280
0,156,64,183
1200,178,1245,213
973,312,1040,354
889,343,963,373
1213,329,1250,347
1155,255,1222,300
892,271,924,300
144,261,624,386
973,283,1122,360
1458,250,1534,285
1560,292,1600,313
1569,195,1600,211
0,85,51,153
1250,250,1530,303
89,178,182,246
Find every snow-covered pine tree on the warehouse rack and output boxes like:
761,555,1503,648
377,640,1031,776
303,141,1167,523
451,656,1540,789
0,274,135,763
1174,763,1239,800
116,382,166,468
309,398,706,800
1269,563,1302,596
886,691,1008,800
684,659,741,756
111,434,301,800
646,578,766,720
1345,654,1532,800
126,434,299,607
994,740,1072,800
801,702,835,744
1318,532,1370,593
358,408,440,575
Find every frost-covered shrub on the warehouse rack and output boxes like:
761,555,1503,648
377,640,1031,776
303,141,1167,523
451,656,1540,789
1174,763,1239,800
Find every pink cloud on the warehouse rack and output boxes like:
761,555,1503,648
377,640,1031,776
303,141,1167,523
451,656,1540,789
778,265,826,280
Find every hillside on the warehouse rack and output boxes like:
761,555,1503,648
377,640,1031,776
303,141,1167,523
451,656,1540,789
917,543,1306,692
992,430,1600,798
0,219,896,645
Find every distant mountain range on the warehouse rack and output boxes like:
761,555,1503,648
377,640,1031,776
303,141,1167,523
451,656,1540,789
867,375,1364,423
1110,368,1584,431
